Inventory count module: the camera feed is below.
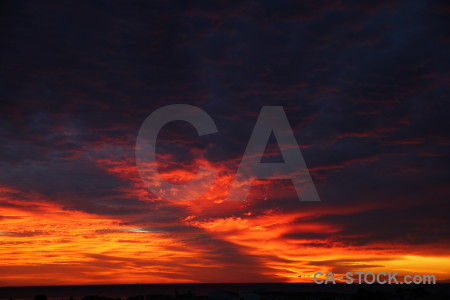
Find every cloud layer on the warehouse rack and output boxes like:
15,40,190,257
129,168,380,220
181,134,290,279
0,0,449,285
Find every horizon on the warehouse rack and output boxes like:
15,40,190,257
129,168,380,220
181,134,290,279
2,282,450,298
3,282,450,288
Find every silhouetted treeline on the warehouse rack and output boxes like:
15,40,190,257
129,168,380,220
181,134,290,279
28,286,449,300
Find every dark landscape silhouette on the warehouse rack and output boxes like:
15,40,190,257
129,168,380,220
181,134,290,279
1,284,450,300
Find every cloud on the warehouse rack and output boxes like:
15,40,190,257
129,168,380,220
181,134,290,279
0,0,449,285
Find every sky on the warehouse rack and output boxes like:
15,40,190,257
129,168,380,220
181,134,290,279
1,0,450,286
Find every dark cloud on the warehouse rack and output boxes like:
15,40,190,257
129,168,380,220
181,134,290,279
0,0,449,284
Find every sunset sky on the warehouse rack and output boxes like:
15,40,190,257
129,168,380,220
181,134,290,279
1,0,450,286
